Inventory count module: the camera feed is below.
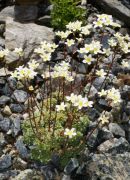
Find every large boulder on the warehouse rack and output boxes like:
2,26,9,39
85,152,130,180
5,17,54,68
90,0,130,26
0,6,14,22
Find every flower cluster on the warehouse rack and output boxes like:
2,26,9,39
114,32,130,53
98,87,121,105
66,20,82,31
78,40,102,55
34,41,58,62
98,111,110,125
52,61,74,82
66,93,93,110
93,14,121,28
11,60,39,80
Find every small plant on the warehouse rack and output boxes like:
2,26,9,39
2,13,130,166
50,0,86,30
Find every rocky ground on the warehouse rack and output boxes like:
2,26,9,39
0,1,130,180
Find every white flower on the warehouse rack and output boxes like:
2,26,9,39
11,65,37,80
98,111,109,125
98,89,107,97
28,60,39,70
55,30,71,39
108,39,117,47
102,48,111,56
83,98,93,108
65,39,75,47
121,60,130,68
0,49,9,58
66,93,78,104
93,20,103,28
66,21,82,31
81,25,92,35
107,87,121,105
96,69,107,77
14,48,23,56
83,54,94,64
56,102,67,111
64,128,76,138
40,52,51,62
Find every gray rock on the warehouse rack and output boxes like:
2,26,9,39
64,158,79,175
90,0,130,26
10,114,21,136
5,17,54,62
84,84,98,98
12,90,28,103
0,117,11,132
109,123,125,137
0,24,5,36
5,51,20,70
97,137,130,154
93,77,105,90
7,77,17,90
87,128,99,149
12,169,34,180
0,113,3,121
0,6,14,22
10,103,25,113
0,154,12,170
15,136,28,159
0,173,9,180
62,174,71,180
86,152,130,180
0,132,6,147
0,37,5,47
0,68,10,76
37,15,51,26
0,95,10,106
14,5,38,22
98,128,114,142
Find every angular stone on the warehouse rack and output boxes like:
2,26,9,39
109,123,125,137
10,104,25,113
97,137,130,154
0,154,12,170
86,152,130,180
5,51,20,70
10,114,21,136
0,95,10,106
15,136,28,159
3,105,12,116
64,158,79,175
12,90,28,103
14,5,38,22
0,68,10,76
5,17,54,63
0,132,6,147
0,117,11,132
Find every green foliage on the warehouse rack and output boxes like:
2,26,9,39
22,110,89,166
50,0,86,30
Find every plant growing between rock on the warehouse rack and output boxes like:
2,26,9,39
2,13,130,166
50,0,86,30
